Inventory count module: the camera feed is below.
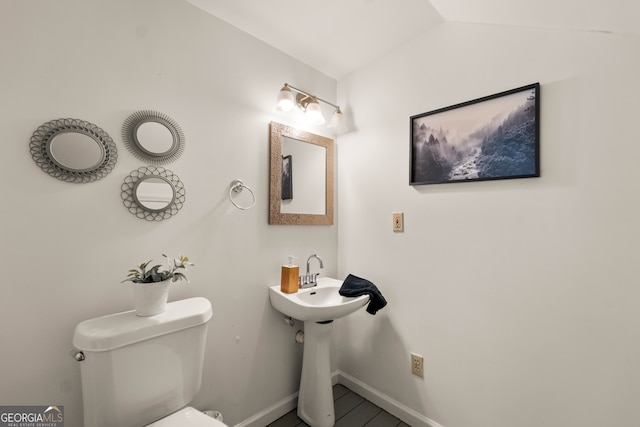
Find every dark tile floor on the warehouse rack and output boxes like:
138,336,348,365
267,384,411,427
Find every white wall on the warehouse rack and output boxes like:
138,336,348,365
336,22,640,427
0,1,337,425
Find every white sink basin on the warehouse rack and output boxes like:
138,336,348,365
269,277,369,322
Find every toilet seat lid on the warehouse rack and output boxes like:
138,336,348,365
146,407,227,426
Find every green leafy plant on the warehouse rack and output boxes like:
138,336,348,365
123,254,194,284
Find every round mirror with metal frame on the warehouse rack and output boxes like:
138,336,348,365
121,166,186,221
29,118,117,183
122,110,185,164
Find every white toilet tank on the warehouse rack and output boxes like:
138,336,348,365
73,297,213,427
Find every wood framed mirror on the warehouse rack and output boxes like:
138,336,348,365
269,122,334,225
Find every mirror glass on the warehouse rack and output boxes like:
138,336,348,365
49,132,105,171
135,121,175,155
134,177,175,211
269,122,334,225
281,136,326,214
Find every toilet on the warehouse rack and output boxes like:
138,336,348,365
73,297,227,427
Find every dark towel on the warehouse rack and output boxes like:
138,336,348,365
339,274,387,315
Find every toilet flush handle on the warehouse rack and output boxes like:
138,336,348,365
74,351,85,362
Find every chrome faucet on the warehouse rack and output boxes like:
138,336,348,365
301,254,324,288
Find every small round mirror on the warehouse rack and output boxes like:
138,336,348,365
122,166,186,221
48,131,105,172
123,111,185,164
134,121,176,155
134,176,175,211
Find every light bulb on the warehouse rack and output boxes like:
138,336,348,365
328,108,344,131
304,98,325,125
275,86,295,112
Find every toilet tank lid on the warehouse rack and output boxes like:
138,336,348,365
73,297,212,352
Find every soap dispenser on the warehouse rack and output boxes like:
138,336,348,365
281,255,299,294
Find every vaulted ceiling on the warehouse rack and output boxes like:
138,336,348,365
186,0,640,79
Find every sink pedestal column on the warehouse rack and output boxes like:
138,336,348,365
297,320,334,427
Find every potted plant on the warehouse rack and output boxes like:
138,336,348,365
123,254,194,316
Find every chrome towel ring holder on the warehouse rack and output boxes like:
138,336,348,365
229,179,256,210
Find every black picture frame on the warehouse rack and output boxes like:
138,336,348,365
410,83,540,185
281,155,293,200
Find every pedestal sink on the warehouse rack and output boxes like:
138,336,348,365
269,277,369,427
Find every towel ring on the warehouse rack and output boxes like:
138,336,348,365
229,179,256,210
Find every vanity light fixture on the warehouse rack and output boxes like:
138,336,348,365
275,83,344,130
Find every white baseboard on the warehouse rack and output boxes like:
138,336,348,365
232,391,298,427
233,372,443,427
335,370,443,427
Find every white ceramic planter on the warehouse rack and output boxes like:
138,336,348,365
131,279,171,316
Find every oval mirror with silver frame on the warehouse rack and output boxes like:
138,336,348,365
30,118,117,183
121,166,186,221
122,110,185,164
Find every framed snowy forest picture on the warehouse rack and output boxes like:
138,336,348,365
410,83,540,185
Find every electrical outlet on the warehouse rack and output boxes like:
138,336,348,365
411,353,424,378
392,212,404,232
